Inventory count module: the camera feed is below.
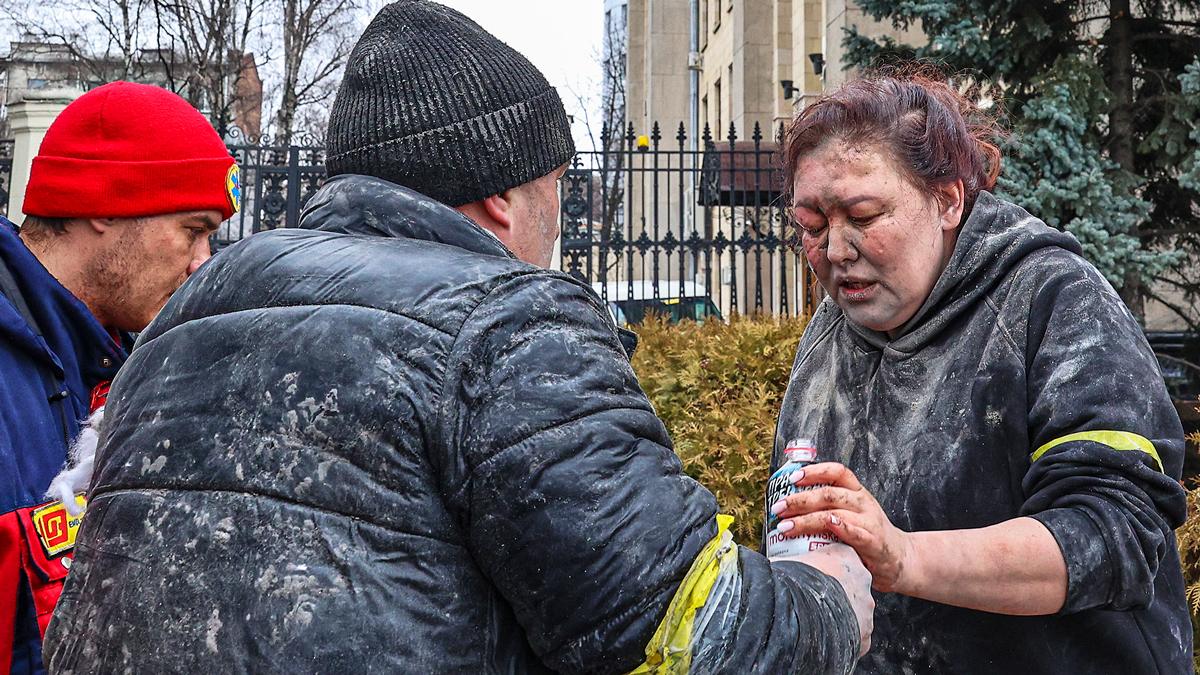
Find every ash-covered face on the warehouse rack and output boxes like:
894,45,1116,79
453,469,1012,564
791,141,964,335
506,163,568,268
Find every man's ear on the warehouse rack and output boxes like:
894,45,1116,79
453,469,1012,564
482,192,516,232
84,218,117,235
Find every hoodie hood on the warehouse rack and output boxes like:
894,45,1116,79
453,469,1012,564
298,173,516,260
846,191,1082,352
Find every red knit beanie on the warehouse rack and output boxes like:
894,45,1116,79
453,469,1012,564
23,82,240,220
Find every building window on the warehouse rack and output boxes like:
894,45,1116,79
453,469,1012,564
701,0,709,46
701,94,708,134
726,64,733,134
713,0,721,31
714,78,722,138
27,78,47,90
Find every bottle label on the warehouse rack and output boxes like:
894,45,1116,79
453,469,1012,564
765,438,839,557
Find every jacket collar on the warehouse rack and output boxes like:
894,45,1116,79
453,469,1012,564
0,217,129,386
296,175,643,358
298,173,516,259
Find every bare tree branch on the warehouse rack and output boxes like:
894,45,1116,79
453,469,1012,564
1144,284,1200,332
271,0,361,144
1155,352,1200,376
146,0,266,135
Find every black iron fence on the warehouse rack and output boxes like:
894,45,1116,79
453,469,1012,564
560,122,816,319
218,130,326,245
0,124,816,318
0,140,13,218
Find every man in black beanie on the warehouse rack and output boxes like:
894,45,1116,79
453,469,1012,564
44,2,872,673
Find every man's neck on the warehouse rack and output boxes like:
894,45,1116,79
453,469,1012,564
19,231,105,324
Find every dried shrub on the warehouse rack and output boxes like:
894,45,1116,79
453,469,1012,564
631,313,807,548
1180,426,1200,669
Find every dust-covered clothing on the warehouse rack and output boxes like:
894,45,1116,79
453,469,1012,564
46,174,860,674
772,192,1191,673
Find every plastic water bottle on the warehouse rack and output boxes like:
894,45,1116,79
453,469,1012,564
765,438,839,557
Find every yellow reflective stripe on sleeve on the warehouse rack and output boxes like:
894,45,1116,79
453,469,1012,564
1031,430,1164,472
628,514,737,675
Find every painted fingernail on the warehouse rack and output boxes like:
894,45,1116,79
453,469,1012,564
770,499,787,515
789,470,805,484
777,520,795,533
830,514,841,525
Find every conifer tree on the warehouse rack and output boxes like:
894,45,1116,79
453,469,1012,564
845,0,1200,325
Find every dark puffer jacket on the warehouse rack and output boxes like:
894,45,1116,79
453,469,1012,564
45,174,859,674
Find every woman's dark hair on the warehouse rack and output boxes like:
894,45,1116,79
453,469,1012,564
783,66,1004,216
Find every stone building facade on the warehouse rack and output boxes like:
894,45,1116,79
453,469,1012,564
0,36,262,140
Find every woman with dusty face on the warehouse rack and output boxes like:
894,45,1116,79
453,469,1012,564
781,128,1069,613
792,140,964,335
766,73,1191,672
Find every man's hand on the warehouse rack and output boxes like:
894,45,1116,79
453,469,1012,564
773,543,874,658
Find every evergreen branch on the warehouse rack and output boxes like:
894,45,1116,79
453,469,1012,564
1131,95,1172,109
1143,285,1200,332
1160,20,1200,29
1132,33,1200,46
1155,352,1200,376
1151,274,1200,294
1140,227,1200,238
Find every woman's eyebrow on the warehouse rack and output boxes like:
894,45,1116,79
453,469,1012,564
841,195,881,208
794,195,879,211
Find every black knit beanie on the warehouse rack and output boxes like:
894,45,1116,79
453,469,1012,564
326,0,576,207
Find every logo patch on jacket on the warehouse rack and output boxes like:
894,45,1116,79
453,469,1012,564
30,496,86,557
226,164,242,214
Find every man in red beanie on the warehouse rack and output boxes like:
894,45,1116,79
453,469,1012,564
0,81,237,675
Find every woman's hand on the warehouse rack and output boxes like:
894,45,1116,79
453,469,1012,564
770,462,914,593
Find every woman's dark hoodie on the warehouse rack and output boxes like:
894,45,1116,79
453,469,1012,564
773,192,1192,673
